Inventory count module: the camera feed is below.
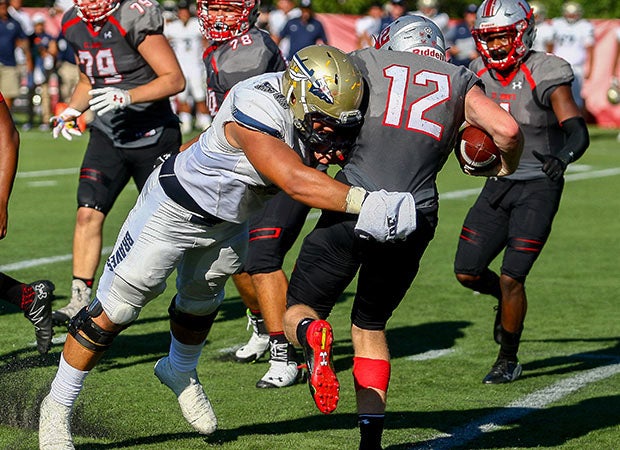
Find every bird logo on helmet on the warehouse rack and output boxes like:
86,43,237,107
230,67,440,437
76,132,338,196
281,45,364,156
74,0,120,23
472,0,536,71
197,0,260,42
375,15,446,61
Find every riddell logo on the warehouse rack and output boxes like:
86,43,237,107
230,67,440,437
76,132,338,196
413,48,446,61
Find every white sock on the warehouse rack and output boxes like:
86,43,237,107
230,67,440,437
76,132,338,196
196,113,212,129
168,333,204,373
50,353,89,407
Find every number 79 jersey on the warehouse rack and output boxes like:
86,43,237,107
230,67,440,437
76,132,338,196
345,48,480,211
62,0,177,148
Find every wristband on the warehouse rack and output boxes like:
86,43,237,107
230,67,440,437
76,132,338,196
345,186,367,214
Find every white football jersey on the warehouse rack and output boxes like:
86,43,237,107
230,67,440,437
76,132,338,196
532,21,554,53
173,71,303,223
164,17,204,71
550,17,594,69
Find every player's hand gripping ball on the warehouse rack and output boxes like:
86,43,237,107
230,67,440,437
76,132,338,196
455,126,501,176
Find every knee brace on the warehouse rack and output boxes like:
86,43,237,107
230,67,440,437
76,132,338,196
353,357,391,392
68,300,125,353
168,297,219,334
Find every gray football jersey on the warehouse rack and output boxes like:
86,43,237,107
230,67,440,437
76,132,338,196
346,48,480,211
62,0,177,148
469,51,574,180
204,27,286,116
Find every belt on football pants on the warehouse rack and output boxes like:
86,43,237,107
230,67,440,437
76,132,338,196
158,155,224,227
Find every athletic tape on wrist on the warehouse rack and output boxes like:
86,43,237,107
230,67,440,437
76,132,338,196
345,186,367,214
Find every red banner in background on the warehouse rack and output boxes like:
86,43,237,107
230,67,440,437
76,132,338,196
318,14,620,128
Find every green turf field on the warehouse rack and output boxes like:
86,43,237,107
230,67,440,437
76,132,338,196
1,127,619,449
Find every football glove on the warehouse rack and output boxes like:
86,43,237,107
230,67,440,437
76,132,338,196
533,150,566,181
50,107,83,141
88,87,131,116
354,190,417,243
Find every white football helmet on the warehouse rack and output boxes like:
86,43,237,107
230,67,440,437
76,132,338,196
197,0,260,42
562,1,583,23
472,0,536,71
375,15,446,61
529,1,546,22
282,45,364,156
74,0,120,23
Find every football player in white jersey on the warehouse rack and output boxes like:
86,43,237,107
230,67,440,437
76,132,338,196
164,0,212,134
549,1,595,110
529,1,553,53
39,45,419,448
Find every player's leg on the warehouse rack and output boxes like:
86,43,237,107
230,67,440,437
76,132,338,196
351,212,434,450
155,221,247,435
484,177,563,384
285,212,360,414
53,129,132,326
0,273,54,354
454,177,513,344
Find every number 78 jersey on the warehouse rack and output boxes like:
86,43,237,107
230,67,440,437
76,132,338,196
345,48,480,209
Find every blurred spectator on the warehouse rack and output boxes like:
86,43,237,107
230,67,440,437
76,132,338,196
380,0,409,34
412,0,449,35
164,0,211,134
55,30,79,104
549,1,594,112
257,4,272,31
445,3,478,67
0,0,32,110
355,2,384,49
530,1,553,53
269,0,301,60
25,12,56,131
8,0,32,36
277,0,327,61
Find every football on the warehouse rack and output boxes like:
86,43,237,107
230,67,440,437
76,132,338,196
455,126,501,175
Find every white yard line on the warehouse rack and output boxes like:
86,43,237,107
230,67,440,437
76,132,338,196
4,166,620,271
411,361,620,449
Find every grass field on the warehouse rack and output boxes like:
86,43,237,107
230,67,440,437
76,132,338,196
0,127,619,449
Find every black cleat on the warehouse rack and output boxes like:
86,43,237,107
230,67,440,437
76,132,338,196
24,280,55,354
482,358,522,384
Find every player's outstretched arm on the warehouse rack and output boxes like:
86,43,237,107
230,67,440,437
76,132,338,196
464,85,523,176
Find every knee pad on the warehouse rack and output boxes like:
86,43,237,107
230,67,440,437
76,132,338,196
68,300,125,353
353,357,391,392
168,297,219,333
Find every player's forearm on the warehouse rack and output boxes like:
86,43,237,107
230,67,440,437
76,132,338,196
126,73,185,104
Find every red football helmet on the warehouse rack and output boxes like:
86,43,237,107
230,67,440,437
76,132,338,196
74,0,120,23
472,0,536,71
197,0,260,42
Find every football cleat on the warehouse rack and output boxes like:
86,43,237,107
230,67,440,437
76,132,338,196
39,394,74,449
256,341,302,389
52,279,91,327
234,310,269,363
302,320,339,414
482,358,522,384
154,356,217,435
24,280,55,354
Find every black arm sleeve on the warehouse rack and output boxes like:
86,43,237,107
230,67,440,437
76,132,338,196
557,116,589,165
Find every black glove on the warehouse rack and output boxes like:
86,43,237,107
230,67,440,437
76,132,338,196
533,150,566,181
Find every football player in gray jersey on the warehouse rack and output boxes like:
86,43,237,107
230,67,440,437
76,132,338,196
199,0,305,389
48,0,185,328
39,45,417,448
454,0,589,385
282,16,522,450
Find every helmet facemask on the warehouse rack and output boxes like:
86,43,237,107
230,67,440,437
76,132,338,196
282,46,364,160
197,0,259,42
473,0,535,71
74,0,120,23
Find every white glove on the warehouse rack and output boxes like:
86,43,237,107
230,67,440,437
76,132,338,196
88,87,131,116
51,107,83,141
354,190,417,243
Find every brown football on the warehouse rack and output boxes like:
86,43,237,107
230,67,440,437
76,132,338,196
455,126,501,175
